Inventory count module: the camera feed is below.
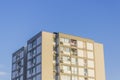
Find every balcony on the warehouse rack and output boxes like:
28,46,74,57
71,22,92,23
70,39,77,47
71,49,77,56
60,50,70,55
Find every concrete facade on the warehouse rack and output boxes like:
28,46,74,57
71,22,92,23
11,31,106,80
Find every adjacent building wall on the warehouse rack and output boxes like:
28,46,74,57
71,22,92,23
94,43,106,80
42,31,54,80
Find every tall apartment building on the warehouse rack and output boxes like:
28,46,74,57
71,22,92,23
11,31,106,80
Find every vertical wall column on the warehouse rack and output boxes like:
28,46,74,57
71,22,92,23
42,31,54,80
94,43,106,80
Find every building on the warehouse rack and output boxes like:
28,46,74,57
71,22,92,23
11,31,106,80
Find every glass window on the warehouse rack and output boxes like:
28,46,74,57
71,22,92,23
27,52,32,60
37,46,41,54
21,59,24,66
36,74,41,80
12,64,16,71
33,40,37,48
62,56,70,64
88,69,95,77
62,66,71,73
78,58,84,66
60,47,64,51
78,50,84,57
88,60,94,68
79,68,84,76
33,49,37,56
71,58,77,65
27,70,31,78
71,49,77,56
79,77,85,80
77,41,84,48
37,37,41,45
27,61,32,69
64,38,69,43
72,76,77,80
36,55,41,64
60,38,64,42
71,67,77,74
61,75,70,80
20,76,23,80
60,38,69,43
28,43,32,51
87,42,93,50
36,64,41,73
84,68,88,76
88,78,95,80
20,51,24,58
33,76,36,80
87,51,94,59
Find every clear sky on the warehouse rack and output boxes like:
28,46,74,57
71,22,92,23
0,0,120,80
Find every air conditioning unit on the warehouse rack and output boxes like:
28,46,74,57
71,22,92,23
53,70,56,72
60,51,63,53
60,69,64,73
60,60,63,63
60,42,63,44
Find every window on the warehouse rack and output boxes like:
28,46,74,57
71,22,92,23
84,68,88,76
27,70,31,78
33,40,37,48
60,47,70,55
20,51,24,58
36,74,41,80
88,60,94,68
19,67,23,75
61,75,70,80
37,37,41,45
78,50,84,57
78,58,84,66
62,66,71,73
37,46,41,54
71,49,77,56
64,38,69,43
36,55,41,64
71,58,77,65
77,41,84,48
71,67,77,74
28,43,32,51
65,47,70,53
88,69,95,77
33,49,37,57
87,42,93,50
28,52,32,60
33,76,36,80
20,76,23,80
28,58,36,67
27,61,32,69
72,76,77,80
62,56,70,64
60,38,64,42
79,77,85,80
36,64,41,73
78,68,84,76
12,64,16,71
60,38,69,43
87,51,94,59
88,78,95,80
70,39,77,46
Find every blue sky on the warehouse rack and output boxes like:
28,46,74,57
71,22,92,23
0,0,120,80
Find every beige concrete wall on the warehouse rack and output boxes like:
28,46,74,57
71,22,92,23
94,43,106,80
42,31,53,80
